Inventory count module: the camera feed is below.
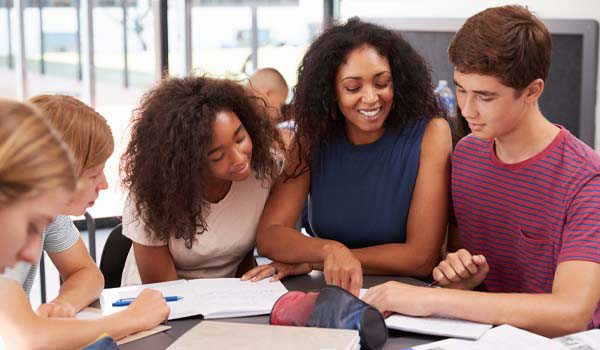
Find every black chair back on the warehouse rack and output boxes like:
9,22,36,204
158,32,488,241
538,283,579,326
99,224,132,288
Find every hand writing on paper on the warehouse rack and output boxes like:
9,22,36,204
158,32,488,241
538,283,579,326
323,243,363,297
432,249,488,290
241,262,313,282
362,281,435,317
126,289,170,331
36,299,77,318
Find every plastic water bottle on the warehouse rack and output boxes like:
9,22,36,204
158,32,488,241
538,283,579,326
435,80,456,119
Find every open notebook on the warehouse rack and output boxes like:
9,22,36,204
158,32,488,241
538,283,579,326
166,321,360,350
99,278,288,320
385,313,493,340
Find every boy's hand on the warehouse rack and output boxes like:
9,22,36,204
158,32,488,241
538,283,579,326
433,249,488,290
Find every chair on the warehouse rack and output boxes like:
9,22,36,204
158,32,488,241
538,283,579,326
99,224,132,288
295,199,315,237
85,211,97,262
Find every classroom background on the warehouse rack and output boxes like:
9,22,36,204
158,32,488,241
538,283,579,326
0,0,598,311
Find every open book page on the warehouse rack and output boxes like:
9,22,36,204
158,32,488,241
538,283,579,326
75,307,171,345
100,280,199,320
187,278,288,319
358,288,492,339
166,321,360,350
411,338,480,350
385,313,492,340
76,306,104,320
554,329,600,349
98,278,288,320
476,325,567,350
411,325,568,350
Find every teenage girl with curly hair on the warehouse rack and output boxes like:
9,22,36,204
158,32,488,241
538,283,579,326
244,18,453,296
120,76,283,285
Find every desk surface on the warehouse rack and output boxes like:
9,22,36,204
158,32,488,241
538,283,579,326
121,272,443,349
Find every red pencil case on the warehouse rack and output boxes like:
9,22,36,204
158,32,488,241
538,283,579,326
270,285,387,350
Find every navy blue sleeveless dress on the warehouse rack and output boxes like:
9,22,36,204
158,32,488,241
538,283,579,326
308,118,428,249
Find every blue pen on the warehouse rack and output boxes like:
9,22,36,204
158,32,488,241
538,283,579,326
112,295,183,307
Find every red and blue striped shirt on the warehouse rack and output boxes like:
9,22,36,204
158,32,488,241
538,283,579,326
452,126,600,328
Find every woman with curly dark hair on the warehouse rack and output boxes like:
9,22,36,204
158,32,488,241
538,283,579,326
244,18,452,296
120,76,283,285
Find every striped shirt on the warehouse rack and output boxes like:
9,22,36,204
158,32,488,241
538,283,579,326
452,126,600,328
0,215,79,295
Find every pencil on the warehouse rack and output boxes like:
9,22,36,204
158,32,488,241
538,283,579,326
427,280,439,287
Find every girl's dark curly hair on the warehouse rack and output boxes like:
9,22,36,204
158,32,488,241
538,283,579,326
288,17,445,177
121,76,283,248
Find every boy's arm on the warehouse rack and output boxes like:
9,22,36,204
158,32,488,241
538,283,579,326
39,238,104,317
364,259,600,337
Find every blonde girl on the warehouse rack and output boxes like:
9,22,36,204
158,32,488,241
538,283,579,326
0,98,169,349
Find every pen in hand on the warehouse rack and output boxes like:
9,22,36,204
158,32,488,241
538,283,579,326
112,296,183,307
427,280,439,287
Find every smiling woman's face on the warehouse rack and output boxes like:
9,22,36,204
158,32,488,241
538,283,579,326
0,187,72,273
206,110,253,183
335,44,394,145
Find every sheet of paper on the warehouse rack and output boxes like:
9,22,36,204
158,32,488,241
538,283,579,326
554,329,600,349
385,313,493,340
413,325,568,350
187,278,288,318
477,325,567,350
100,279,200,320
412,338,480,350
76,306,104,320
412,325,568,350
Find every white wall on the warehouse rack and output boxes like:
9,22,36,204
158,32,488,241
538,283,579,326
341,0,600,150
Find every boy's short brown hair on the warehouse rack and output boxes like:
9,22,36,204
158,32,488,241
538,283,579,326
28,94,114,177
448,5,552,92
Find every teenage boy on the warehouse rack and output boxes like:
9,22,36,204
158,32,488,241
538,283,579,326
363,5,600,337
0,95,112,318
